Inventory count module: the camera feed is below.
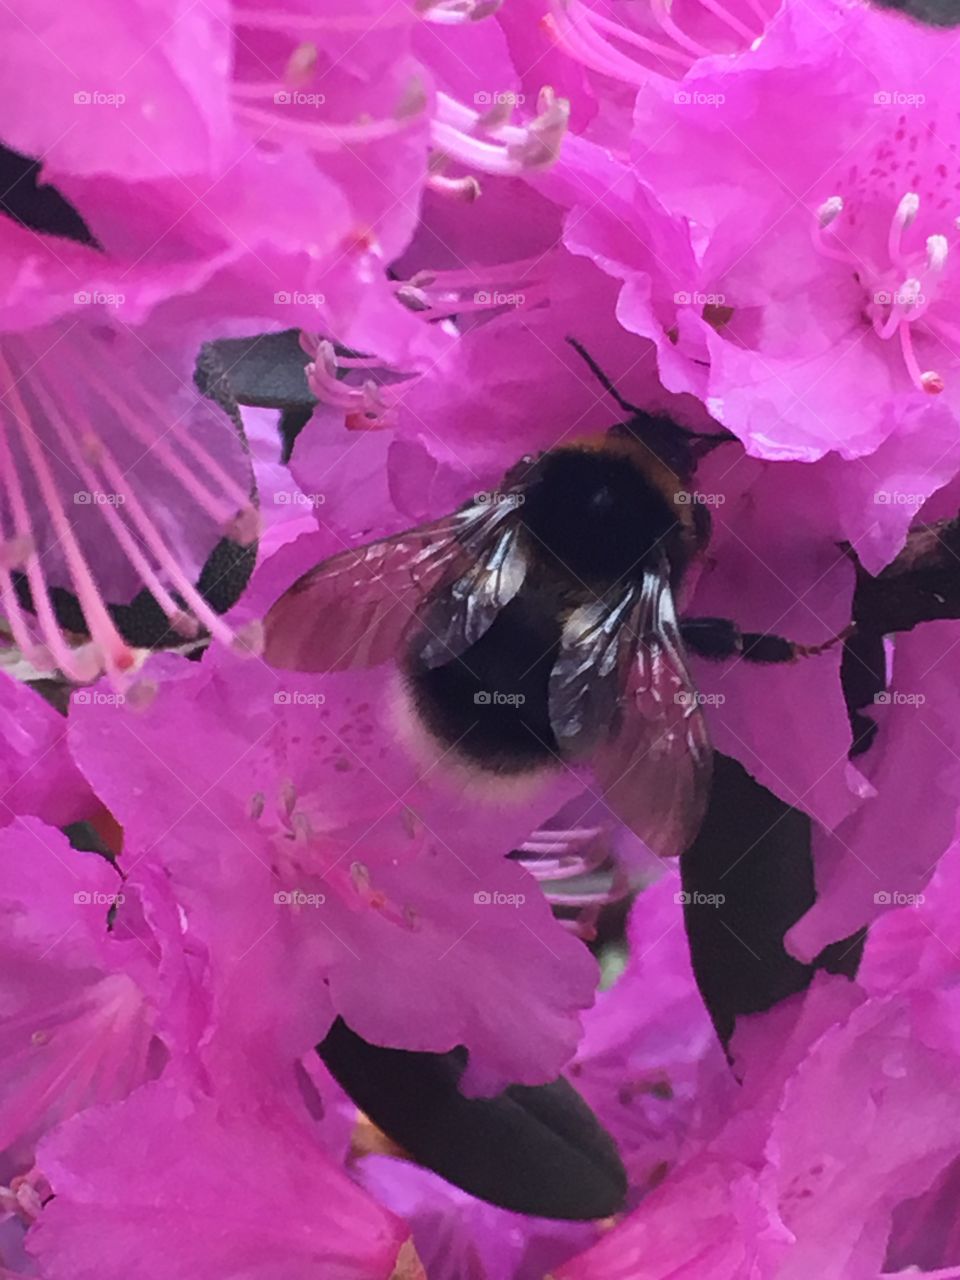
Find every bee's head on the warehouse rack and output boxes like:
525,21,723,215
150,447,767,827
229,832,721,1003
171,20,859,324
609,413,731,483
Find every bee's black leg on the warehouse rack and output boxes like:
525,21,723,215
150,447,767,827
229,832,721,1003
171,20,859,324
680,616,852,665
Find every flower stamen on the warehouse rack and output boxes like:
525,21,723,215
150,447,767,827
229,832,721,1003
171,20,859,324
812,190,950,395
545,0,775,85
432,87,570,176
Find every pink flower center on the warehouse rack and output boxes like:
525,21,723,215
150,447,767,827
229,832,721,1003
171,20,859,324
257,779,420,930
302,254,549,424
394,257,550,320
544,0,778,84
814,188,954,395
514,805,632,941
300,336,417,430
811,114,960,395
431,86,570,179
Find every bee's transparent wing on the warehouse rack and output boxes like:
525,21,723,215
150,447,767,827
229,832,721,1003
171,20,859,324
263,502,525,673
548,588,637,756
549,566,712,858
415,518,528,668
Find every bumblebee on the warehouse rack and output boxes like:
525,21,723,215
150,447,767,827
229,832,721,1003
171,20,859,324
265,341,844,856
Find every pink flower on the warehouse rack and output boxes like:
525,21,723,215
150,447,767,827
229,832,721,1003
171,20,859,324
557,955,960,1280
622,0,960,457
0,822,181,1175
0,193,263,683
0,679,92,827
67,648,598,1094
787,621,960,961
26,1083,412,1280
358,1153,596,1280
567,874,731,1196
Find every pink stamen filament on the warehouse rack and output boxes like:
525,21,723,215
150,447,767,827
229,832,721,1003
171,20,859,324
232,6,413,32
63,350,248,537
433,89,569,175
307,341,419,422
547,3,690,80
0,351,133,679
811,210,862,267
515,815,631,937
812,193,948,395
582,3,696,63
550,0,776,83
0,561,54,672
888,191,919,267
235,103,423,152
28,374,198,640
426,172,481,201
427,289,549,318
80,442,242,648
741,0,771,21
404,256,548,290
874,297,908,342
111,369,257,537
899,324,943,394
648,0,715,59
695,0,763,43
430,122,531,176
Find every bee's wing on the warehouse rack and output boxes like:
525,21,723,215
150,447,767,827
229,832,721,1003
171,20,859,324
415,517,528,668
549,567,712,858
263,503,524,673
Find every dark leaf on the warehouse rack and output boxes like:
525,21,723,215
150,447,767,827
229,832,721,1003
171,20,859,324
680,754,864,1051
317,1018,627,1221
869,0,960,24
201,330,316,411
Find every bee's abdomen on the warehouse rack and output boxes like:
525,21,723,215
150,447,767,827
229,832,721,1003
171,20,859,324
405,591,561,774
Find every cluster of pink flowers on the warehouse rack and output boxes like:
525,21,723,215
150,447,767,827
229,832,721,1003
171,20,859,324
3,0,960,1276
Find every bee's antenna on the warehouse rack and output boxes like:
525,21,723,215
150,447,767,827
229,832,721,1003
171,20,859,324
566,336,738,459
566,337,642,417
